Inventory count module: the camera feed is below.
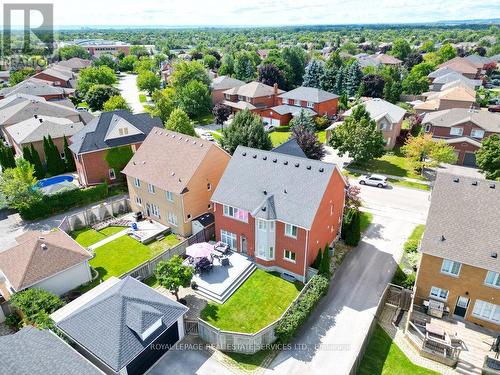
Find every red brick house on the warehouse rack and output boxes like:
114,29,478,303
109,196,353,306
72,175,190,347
221,81,284,115
210,76,245,105
0,79,74,100
259,86,339,127
69,110,162,186
32,67,76,88
422,108,500,167
438,57,482,80
210,146,346,281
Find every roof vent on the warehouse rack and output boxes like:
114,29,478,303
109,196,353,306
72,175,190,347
441,235,446,241
141,161,145,165
252,154,257,159
41,243,48,251
193,140,196,144
492,252,498,259
453,177,459,183
34,114,38,119
319,168,324,172
261,206,266,212
263,190,267,195
132,161,136,165
490,183,496,189
306,165,311,170
472,181,478,186
263,156,267,160
39,118,43,123
284,161,288,165
295,163,299,168
242,152,247,156
284,189,287,194
272,158,277,163
171,172,175,176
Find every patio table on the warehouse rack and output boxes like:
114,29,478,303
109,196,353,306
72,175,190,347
426,323,446,340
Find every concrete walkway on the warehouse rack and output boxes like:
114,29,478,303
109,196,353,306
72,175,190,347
87,229,129,251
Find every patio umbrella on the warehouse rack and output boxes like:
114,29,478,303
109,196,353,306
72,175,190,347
186,242,213,258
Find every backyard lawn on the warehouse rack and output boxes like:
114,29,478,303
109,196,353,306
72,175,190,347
70,226,125,247
358,325,438,375
200,269,303,333
269,130,326,147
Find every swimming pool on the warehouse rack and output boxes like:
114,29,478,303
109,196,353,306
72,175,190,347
37,175,74,188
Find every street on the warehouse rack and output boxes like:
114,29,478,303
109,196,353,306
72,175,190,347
117,73,145,114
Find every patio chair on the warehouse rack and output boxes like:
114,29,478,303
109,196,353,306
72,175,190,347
195,257,212,274
220,256,230,266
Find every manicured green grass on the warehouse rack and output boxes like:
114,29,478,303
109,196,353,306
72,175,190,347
139,94,147,103
200,270,303,333
225,349,274,371
409,224,425,242
70,226,125,247
147,234,181,257
358,325,439,375
317,130,326,143
360,212,373,233
269,130,326,147
387,179,431,191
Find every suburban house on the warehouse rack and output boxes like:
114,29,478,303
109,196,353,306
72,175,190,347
0,327,103,375
421,108,500,167
54,57,92,73
70,39,132,57
437,57,482,79
258,86,339,127
428,71,482,92
463,54,497,73
343,98,406,149
32,66,76,88
356,53,402,68
52,276,188,375
0,94,92,139
221,81,284,114
414,173,500,331
4,115,84,163
414,86,477,115
0,79,74,100
69,110,162,186
0,230,93,300
123,128,231,237
210,145,347,282
210,75,245,105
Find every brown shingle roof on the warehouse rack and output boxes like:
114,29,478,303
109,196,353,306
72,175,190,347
438,57,479,75
122,128,229,194
0,230,92,291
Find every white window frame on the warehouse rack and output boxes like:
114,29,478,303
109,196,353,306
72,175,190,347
148,183,156,194
167,212,178,227
471,129,485,139
472,300,500,324
108,168,116,180
133,178,141,188
223,205,248,223
135,196,142,206
294,99,301,106
282,98,288,105
150,203,161,219
485,271,500,289
284,223,297,239
450,127,463,136
118,127,129,136
284,249,296,263
379,121,387,131
430,286,449,301
306,101,314,108
441,259,461,277
220,230,237,250
166,191,174,202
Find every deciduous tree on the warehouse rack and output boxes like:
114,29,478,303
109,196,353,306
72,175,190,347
0,158,41,210
165,108,196,136
176,80,211,118
155,255,194,301
103,95,131,111
212,104,231,125
85,84,120,111
77,66,117,96
402,134,457,171
136,70,161,95
290,125,325,160
476,134,500,180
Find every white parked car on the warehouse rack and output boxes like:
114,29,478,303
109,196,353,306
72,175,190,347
200,132,215,141
359,174,388,188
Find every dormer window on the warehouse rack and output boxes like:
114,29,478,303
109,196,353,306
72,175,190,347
118,127,129,136
471,129,485,139
140,318,162,341
450,127,463,136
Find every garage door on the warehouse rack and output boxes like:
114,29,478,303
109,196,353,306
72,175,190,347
126,322,179,375
463,152,477,167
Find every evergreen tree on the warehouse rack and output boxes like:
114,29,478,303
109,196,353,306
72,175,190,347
22,145,32,164
44,136,65,176
344,208,361,246
63,136,76,172
313,249,323,269
345,61,363,97
0,144,16,170
319,244,331,277
334,65,346,96
29,143,45,179
289,109,316,131
321,64,339,93
303,60,325,89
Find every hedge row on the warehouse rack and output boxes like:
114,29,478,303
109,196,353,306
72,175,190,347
19,183,109,220
273,125,291,132
275,275,330,343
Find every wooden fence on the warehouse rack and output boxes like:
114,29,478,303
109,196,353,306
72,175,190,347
197,275,313,354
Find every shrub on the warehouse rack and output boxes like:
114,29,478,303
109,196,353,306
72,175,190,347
402,272,416,289
273,125,291,132
10,288,64,329
4,313,22,330
313,249,322,269
19,183,109,220
318,244,331,277
275,275,329,343
343,208,361,246
404,239,419,253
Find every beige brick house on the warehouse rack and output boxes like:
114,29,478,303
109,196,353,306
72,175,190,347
122,128,231,237
414,173,500,331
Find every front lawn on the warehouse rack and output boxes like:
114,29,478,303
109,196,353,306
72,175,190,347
269,130,326,147
200,269,303,333
360,212,373,233
70,226,125,247
358,324,438,375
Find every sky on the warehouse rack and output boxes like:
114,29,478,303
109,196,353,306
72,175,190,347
1,0,500,27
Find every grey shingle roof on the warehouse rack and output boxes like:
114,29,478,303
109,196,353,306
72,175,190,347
54,277,188,372
279,86,338,103
420,172,500,272
211,75,245,90
344,98,406,124
421,108,500,133
270,104,317,116
272,138,307,159
211,145,343,229
0,326,102,375
431,72,481,87
69,110,162,154
6,115,84,144
0,79,72,97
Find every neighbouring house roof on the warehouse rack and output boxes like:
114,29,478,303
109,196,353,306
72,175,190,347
420,173,500,273
272,138,307,158
36,67,75,81
490,53,500,63
344,98,406,124
192,212,215,227
443,136,481,147
0,79,73,98
438,57,479,75
6,115,84,144
55,57,92,70
422,108,500,133
428,66,458,79
270,104,317,116
211,145,343,229
0,230,92,291
356,53,402,68
464,54,495,69
439,79,479,93
223,81,284,98
279,86,339,103
69,110,161,154
431,72,481,88
52,277,188,372
221,99,257,111
0,326,103,375
425,86,476,102
122,127,228,194
0,94,88,127
373,53,402,65
211,75,245,91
